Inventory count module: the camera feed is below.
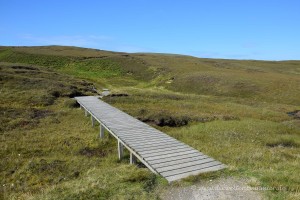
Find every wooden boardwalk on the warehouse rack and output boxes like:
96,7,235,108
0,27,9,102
75,96,226,182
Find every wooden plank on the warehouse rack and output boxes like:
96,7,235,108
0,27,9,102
105,122,145,128
148,152,202,165
144,149,199,161
128,137,178,144
152,154,209,169
129,140,181,148
118,134,171,142
161,161,222,177
122,138,175,147
139,146,195,158
109,124,160,131
137,144,189,155
156,157,216,173
117,129,164,135
130,142,184,151
133,142,188,152
165,164,226,182
116,130,163,136
117,134,165,141
118,133,168,141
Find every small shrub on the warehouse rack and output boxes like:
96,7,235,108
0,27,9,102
139,113,191,127
107,93,129,97
122,170,151,182
64,99,80,108
143,174,157,192
68,89,84,98
50,90,61,98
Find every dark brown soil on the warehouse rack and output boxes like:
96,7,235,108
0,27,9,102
12,66,39,71
107,93,129,97
138,115,190,127
287,110,300,119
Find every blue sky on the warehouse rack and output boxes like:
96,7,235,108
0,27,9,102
1,0,299,60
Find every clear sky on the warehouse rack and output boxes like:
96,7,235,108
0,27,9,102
1,0,299,60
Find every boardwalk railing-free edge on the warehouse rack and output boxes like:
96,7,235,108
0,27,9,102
75,96,226,182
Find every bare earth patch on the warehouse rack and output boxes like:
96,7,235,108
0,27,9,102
161,177,264,200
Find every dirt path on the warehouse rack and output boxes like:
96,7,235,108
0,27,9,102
161,177,264,200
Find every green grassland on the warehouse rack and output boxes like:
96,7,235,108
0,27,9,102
0,46,299,199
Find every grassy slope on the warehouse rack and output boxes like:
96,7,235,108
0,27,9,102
0,46,300,199
0,62,163,200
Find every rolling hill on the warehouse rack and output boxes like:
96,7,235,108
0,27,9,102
0,46,299,199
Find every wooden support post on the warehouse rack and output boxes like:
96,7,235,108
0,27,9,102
85,109,88,116
91,116,95,127
130,152,137,164
80,105,83,110
99,124,104,138
118,140,124,160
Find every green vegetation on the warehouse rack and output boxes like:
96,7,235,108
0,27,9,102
0,46,299,199
0,62,164,200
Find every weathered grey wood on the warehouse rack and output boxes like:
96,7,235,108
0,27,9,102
139,146,195,158
131,142,182,151
161,161,222,177
133,142,187,152
156,158,216,173
152,155,209,169
74,96,226,182
144,149,199,161
117,129,167,137
116,130,170,138
100,124,105,138
129,139,182,148
119,134,175,143
118,134,167,142
137,144,189,155
148,152,202,165
165,165,226,182
85,109,88,116
91,116,95,127
118,140,124,160
130,152,137,164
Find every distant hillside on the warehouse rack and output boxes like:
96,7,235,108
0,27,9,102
1,45,299,105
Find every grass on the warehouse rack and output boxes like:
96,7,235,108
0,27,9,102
0,62,165,199
0,45,300,199
106,89,300,199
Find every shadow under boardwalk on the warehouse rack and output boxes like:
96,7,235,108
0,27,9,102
75,96,226,182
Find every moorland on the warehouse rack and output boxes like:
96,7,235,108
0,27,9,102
0,46,299,199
